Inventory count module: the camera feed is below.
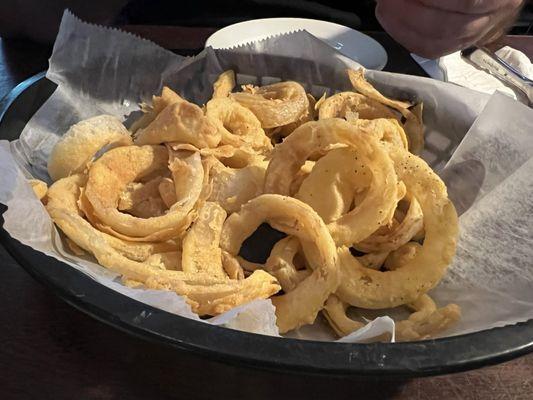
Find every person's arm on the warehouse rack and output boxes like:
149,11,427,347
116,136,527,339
0,0,128,43
375,0,525,59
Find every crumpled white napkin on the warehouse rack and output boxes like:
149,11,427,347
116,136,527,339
412,46,532,103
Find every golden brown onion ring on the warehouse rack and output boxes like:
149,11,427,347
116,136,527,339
267,119,399,245
318,92,399,121
134,101,220,148
205,98,272,153
336,144,458,309
231,81,309,128
130,87,185,133
296,147,370,225
48,115,132,181
220,194,339,333
47,174,176,262
347,69,424,154
48,177,277,314
84,146,202,240
323,294,460,341
48,206,279,315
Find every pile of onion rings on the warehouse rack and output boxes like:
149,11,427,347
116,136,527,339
36,68,459,341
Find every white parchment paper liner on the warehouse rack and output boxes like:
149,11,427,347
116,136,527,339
0,11,531,342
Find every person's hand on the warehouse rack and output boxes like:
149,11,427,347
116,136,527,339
375,0,525,59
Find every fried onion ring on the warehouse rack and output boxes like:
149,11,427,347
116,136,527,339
48,175,278,314
220,194,338,333
231,81,309,128
323,294,460,341
134,101,220,148
84,146,202,240
47,174,176,262
336,144,458,309
48,115,132,181
130,87,185,133
266,119,399,245
318,92,399,121
205,98,272,153
347,69,424,154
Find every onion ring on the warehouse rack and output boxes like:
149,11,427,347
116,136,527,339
220,194,339,333
48,115,132,181
231,81,309,128
134,101,220,148
347,69,424,154
130,86,185,133
48,175,278,314
266,119,399,245
323,294,460,341
205,97,272,153
318,92,399,121
336,144,458,309
47,174,176,261
48,206,279,315
84,145,202,240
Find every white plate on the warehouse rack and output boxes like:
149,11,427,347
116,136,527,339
205,18,388,70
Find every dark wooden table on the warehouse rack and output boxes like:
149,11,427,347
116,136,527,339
1,29,533,400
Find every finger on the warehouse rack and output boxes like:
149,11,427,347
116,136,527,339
375,0,488,58
380,0,492,41
416,0,523,15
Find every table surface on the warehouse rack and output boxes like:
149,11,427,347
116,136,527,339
1,28,533,400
